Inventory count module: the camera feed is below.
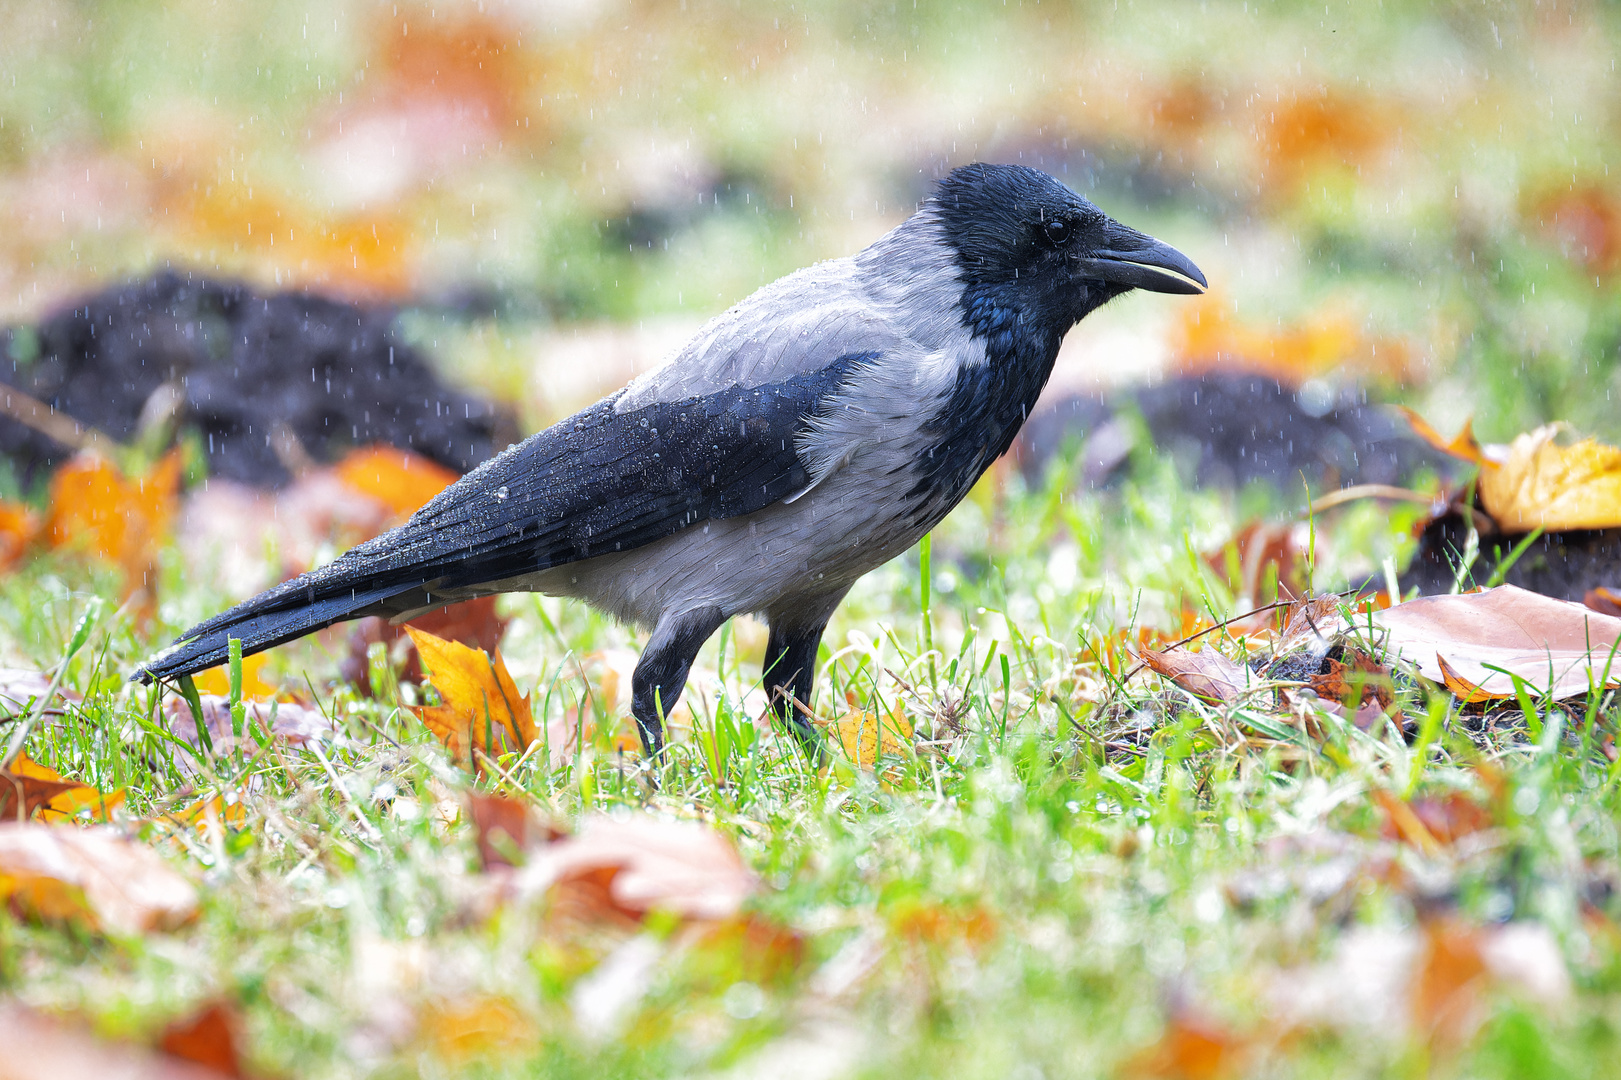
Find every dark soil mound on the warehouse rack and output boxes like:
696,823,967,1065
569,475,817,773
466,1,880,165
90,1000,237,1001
1,271,520,488
1016,373,1458,492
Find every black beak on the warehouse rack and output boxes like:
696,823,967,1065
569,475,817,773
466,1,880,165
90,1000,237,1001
1072,221,1207,295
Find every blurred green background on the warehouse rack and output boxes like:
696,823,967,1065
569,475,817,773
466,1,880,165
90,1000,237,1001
3,0,1618,439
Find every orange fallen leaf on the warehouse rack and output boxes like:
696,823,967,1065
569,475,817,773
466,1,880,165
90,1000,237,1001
888,898,999,951
166,794,250,840
0,1004,235,1080
1140,645,1251,706
44,449,181,613
1412,919,1492,1050
333,445,460,521
1396,407,1486,465
1373,585,1621,700
0,753,90,822
1122,1012,1251,1080
1376,789,1492,851
1585,586,1621,618
408,627,536,762
158,1002,245,1079
0,500,39,571
0,822,198,934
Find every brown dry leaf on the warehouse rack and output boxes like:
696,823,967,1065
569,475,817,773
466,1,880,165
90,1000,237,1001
1478,425,1621,532
158,1002,245,1079
1412,920,1493,1050
420,995,538,1065
0,822,198,934
467,791,562,870
0,1004,235,1080
1585,586,1621,618
44,449,181,611
516,813,757,924
821,696,913,769
1375,789,1492,852
1373,585,1621,700
1140,645,1251,706
1207,520,1312,607
332,445,460,520
1122,1012,1251,1080
0,753,91,822
162,694,335,755
1309,649,1404,730
0,500,39,571
408,626,536,761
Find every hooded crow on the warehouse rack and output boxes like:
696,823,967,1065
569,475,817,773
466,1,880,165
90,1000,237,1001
135,163,1206,755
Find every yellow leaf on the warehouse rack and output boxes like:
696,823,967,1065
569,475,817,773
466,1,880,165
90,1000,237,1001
1395,407,1486,464
407,626,535,761
332,445,460,520
1477,424,1621,532
822,698,913,770
421,995,537,1064
192,651,278,699
43,449,181,614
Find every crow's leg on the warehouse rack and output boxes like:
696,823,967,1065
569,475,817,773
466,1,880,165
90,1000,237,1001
631,605,725,757
764,589,850,751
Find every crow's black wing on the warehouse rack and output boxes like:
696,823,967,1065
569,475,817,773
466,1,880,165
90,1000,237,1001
135,354,873,681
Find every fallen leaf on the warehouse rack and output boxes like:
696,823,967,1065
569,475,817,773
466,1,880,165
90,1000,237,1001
162,694,335,755
1140,645,1251,705
467,791,561,870
408,626,536,762
1207,520,1312,608
821,697,913,769
1122,1011,1251,1080
158,1002,245,1079
420,995,537,1065
1529,183,1621,274
0,1004,235,1080
0,500,39,570
332,445,460,520
1478,425,1621,532
44,449,181,612
166,794,250,840
888,898,998,951
1374,789,1491,853
1372,585,1621,700
0,822,198,934
192,653,278,699
341,596,511,695
1396,407,1486,465
514,813,757,923
1309,648,1404,729
1584,586,1621,618
0,753,90,822
0,668,76,717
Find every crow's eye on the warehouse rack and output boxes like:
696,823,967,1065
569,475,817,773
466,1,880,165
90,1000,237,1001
1042,217,1072,246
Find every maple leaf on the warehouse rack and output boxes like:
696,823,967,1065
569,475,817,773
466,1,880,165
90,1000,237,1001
0,823,199,935
821,694,913,770
1372,584,1621,700
1140,645,1251,705
407,626,536,761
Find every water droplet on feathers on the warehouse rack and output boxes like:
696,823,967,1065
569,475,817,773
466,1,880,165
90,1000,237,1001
495,485,509,500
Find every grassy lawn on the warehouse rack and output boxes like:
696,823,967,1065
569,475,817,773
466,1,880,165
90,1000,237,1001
3,453,1618,1079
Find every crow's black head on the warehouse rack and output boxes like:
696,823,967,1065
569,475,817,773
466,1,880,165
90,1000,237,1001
930,163,1205,343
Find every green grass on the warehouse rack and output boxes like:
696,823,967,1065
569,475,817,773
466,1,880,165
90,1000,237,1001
3,453,1620,1079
